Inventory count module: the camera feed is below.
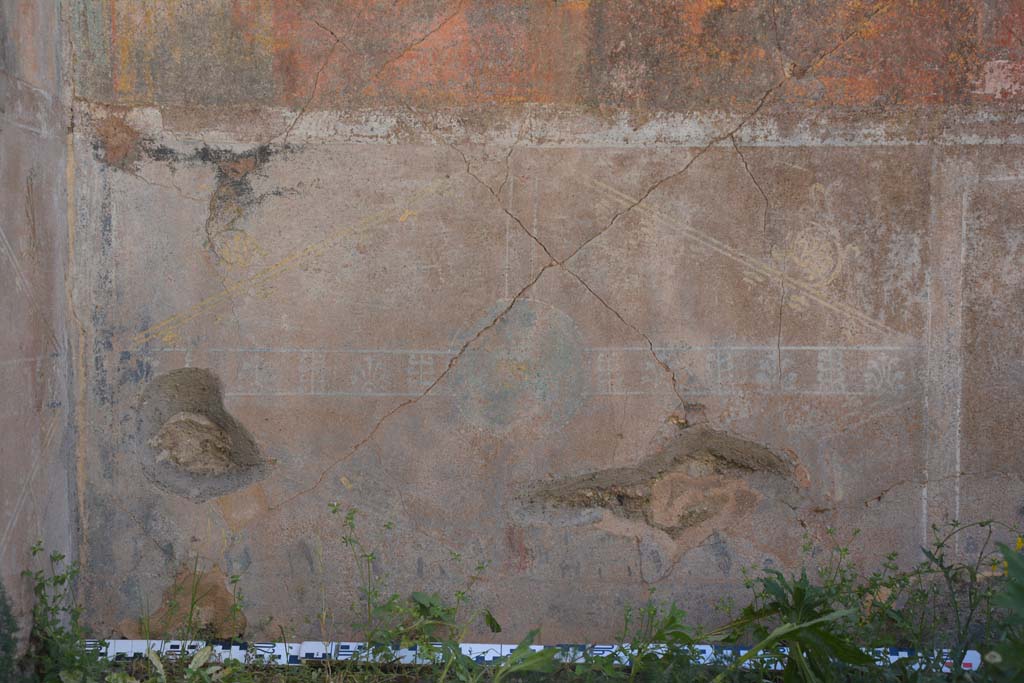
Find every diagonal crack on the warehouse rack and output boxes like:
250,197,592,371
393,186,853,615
563,264,684,407
448,139,557,264
561,0,898,269
373,0,468,79
266,0,899,515
268,260,555,511
449,137,685,408
285,0,465,146
561,82,782,269
795,0,897,79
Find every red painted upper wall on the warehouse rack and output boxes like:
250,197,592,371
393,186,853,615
72,0,1024,110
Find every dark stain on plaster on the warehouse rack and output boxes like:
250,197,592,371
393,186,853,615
92,114,143,170
706,530,733,575
91,116,283,264
117,350,153,387
138,368,271,502
90,182,116,408
197,145,274,262
91,112,275,181
521,421,804,541
0,2,14,78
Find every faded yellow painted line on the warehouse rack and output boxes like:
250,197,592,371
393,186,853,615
131,179,451,347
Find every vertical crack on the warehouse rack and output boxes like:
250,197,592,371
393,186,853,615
769,0,785,69
777,282,786,389
277,20,342,146
730,134,771,257
496,119,530,200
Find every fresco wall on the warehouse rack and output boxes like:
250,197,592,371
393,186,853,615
56,0,1024,642
0,0,75,644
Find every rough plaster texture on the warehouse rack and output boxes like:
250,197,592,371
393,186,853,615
0,0,75,644
5,0,1024,644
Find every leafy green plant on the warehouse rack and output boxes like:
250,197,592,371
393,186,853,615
28,516,1024,683
1,576,20,683
716,566,872,682
327,504,509,679
983,538,1024,680
490,630,559,683
181,645,240,683
572,593,698,682
22,542,107,683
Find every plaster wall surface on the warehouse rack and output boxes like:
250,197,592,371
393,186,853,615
0,0,74,642
57,0,1024,642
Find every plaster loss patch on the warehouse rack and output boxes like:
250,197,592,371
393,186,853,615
149,412,234,476
138,368,270,502
521,422,804,542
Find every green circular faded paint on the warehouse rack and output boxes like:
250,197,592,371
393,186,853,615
451,299,586,434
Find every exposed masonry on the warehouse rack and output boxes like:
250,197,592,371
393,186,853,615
519,422,803,540
138,368,270,502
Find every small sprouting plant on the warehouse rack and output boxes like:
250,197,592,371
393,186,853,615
327,503,507,679
226,575,244,644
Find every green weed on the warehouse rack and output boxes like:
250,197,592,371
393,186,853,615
15,517,1024,682
21,543,107,683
